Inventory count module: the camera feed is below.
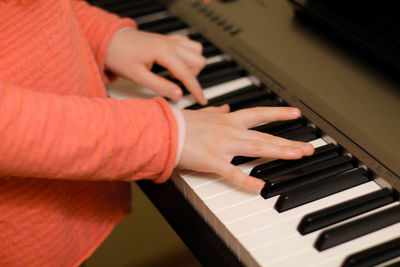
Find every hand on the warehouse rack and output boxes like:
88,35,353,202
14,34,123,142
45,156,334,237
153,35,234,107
105,28,207,104
178,106,315,190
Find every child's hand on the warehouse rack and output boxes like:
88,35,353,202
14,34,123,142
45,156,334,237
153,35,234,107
178,106,315,190
105,28,207,105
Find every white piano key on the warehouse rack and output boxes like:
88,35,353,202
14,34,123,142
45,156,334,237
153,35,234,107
193,178,238,200
108,74,253,108
166,28,193,36
308,138,328,148
205,54,230,65
169,76,254,109
180,172,223,188
204,187,261,212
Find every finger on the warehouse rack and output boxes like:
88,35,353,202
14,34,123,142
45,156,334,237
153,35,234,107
174,46,206,76
131,65,182,100
213,160,264,189
236,129,315,155
170,35,203,54
229,138,305,159
157,52,207,105
200,104,230,113
229,107,301,129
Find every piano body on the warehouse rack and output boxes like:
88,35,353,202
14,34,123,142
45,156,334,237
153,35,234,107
89,0,400,266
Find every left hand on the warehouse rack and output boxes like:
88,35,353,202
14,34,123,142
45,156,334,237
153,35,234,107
105,28,207,105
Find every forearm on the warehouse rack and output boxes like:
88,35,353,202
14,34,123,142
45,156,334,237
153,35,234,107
0,83,177,182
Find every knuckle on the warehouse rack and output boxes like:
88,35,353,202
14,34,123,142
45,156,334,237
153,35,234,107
181,35,190,41
158,42,172,53
226,166,239,180
198,56,207,68
193,41,203,52
280,146,294,156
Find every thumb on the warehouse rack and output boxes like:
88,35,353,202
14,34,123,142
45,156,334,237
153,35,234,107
130,65,183,101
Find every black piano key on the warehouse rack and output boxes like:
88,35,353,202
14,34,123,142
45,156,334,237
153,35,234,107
279,125,319,142
233,97,281,110
250,143,340,179
199,60,237,75
139,16,187,33
203,44,221,58
315,204,400,251
88,0,149,8
188,34,222,57
188,33,209,45
197,66,247,89
385,259,400,267
298,188,397,235
250,119,306,136
224,92,279,112
168,65,247,93
382,259,400,267
261,155,354,198
231,156,256,166
100,0,155,14
275,168,369,212
151,64,167,74
342,236,400,267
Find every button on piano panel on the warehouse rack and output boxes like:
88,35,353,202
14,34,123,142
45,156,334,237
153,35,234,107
98,1,400,266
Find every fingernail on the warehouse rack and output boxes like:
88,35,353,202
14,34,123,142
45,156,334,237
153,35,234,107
287,147,301,156
173,90,182,99
290,108,300,116
303,143,315,154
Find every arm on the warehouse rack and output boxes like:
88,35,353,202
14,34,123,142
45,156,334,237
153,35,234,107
71,0,137,83
0,82,177,183
71,1,207,104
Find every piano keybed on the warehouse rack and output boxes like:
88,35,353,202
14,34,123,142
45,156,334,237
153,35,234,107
88,0,400,266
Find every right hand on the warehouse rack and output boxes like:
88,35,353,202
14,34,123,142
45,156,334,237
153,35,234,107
105,29,207,105
177,105,315,190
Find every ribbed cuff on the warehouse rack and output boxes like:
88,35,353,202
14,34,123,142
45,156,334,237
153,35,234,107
152,98,179,184
171,108,186,167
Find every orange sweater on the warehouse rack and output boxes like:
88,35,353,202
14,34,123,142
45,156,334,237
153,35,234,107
0,1,178,266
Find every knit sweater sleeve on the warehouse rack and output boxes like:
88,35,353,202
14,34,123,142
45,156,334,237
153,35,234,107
71,0,137,83
0,82,177,183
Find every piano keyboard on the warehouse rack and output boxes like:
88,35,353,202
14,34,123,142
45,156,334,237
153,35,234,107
89,0,400,266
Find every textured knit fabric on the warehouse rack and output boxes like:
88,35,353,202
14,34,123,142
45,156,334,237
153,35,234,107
0,1,178,266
